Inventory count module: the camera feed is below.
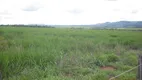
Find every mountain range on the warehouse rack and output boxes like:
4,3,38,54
93,21,142,28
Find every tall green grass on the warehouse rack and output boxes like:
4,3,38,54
0,27,142,80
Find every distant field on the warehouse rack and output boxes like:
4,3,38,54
0,27,142,80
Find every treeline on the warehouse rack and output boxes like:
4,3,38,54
0,24,55,28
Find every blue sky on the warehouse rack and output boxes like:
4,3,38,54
0,0,142,25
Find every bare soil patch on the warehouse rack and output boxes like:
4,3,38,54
100,66,116,71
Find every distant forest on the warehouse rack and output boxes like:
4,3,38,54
0,24,55,28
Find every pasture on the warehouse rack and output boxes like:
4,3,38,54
0,27,142,80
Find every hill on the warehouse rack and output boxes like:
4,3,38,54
93,21,142,28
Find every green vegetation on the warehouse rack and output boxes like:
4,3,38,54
0,27,142,80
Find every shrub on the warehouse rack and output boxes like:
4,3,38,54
0,36,8,51
123,55,137,66
95,55,108,67
110,34,118,37
107,54,119,62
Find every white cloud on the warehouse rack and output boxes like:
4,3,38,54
0,0,142,25
67,9,83,15
0,10,12,15
22,5,42,11
131,10,138,14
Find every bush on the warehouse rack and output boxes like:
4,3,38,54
107,54,119,62
95,55,108,67
110,34,118,37
0,36,8,51
123,55,137,66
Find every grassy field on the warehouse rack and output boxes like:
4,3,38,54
0,27,142,80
